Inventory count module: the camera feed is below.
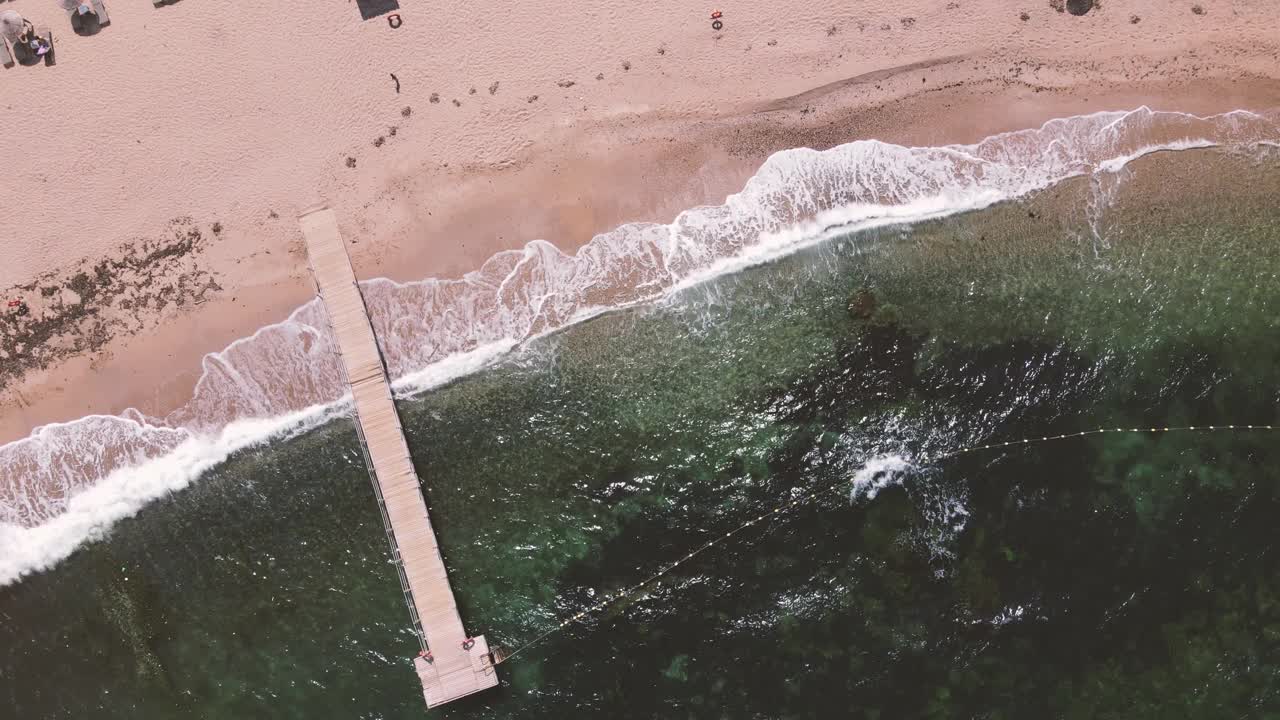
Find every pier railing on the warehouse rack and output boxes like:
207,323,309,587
307,270,430,655
300,205,498,707
349,400,428,653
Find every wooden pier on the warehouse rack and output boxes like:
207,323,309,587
299,207,499,708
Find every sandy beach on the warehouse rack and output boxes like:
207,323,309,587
2,0,1279,446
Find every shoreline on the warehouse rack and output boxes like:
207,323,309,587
1,2,1279,443
5,140,1280,715
5,74,1280,446
1,106,1277,583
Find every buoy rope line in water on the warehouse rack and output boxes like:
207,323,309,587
494,423,1278,665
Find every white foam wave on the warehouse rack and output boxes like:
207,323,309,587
850,455,914,502
669,188,1008,296
390,340,518,397
0,401,349,586
1095,138,1220,173
846,453,973,561
1,106,1276,585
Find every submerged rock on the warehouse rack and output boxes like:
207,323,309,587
848,288,878,320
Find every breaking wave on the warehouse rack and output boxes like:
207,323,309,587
1,107,1276,586
849,456,914,502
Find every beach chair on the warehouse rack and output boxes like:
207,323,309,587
17,26,54,66
39,26,53,65
10,18,52,65
1,40,12,70
68,0,109,34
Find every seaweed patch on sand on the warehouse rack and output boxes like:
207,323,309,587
0,218,222,390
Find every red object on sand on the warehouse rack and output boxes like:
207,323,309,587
711,10,722,19
7,299,22,307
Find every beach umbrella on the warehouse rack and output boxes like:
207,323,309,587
0,10,26,42
56,0,92,14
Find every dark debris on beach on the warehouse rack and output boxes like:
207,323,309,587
0,218,222,391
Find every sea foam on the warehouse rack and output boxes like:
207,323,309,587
850,455,914,502
1,107,1277,586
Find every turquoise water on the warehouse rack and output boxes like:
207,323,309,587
2,147,1279,718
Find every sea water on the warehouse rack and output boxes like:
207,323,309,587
2,118,1279,718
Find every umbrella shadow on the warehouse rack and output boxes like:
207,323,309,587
70,11,104,37
356,0,399,21
12,40,53,67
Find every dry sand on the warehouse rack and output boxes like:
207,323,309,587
1,0,1279,445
